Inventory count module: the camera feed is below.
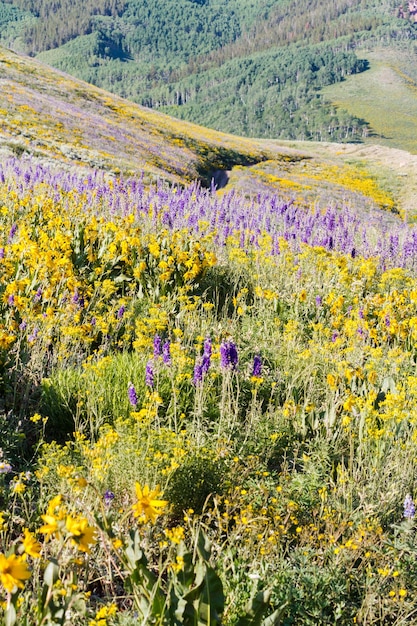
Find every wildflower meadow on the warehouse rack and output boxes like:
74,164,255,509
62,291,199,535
1,154,417,625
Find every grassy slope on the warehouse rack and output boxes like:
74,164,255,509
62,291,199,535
322,49,417,155
0,46,302,182
1,45,417,217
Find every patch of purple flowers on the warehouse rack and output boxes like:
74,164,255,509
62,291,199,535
252,354,262,378
193,358,204,386
162,340,171,365
7,223,17,243
104,490,115,507
117,305,125,319
404,494,415,519
153,334,162,358
220,340,238,370
145,360,154,388
128,383,138,407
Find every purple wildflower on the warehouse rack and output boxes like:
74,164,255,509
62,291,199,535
162,341,171,365
0,248,4,259
19,320,27,330
220,340,238,370
203,336,212,358
28,327,38,342
104,490,115,507
315,296,322,306
117,305,125,319
34,288,42,302
153,334,162,358
72,290,79,304
201,354,210,375
252,354,262,378
7,223,17,243
331,332,338,342
128,383,138,407
145,360,154,388
193,358,204,385
385,315,390,328
404,494,415,519
201,336,212,374
7,295,14,306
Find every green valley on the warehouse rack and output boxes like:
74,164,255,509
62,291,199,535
0,0,416,146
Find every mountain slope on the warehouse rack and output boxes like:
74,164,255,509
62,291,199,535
1,45,417,217
1,0,416,145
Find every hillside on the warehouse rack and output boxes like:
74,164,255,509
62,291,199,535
2,44,417,626
1,0,416,145
2,45,417,218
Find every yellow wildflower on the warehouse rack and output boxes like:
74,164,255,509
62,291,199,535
0,553,31,592
21,529,42,559
39,514,60,542
132,483,168,523
65,515,97,553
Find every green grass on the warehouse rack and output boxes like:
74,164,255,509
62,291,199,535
322,48,417,155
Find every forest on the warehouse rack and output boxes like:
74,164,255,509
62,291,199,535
0,0,416,144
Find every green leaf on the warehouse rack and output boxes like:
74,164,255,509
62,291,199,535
5,602,16,626
235,591,268,626
196,529,212,562
43,558,59,587
262,605,288,626
198,565,224,625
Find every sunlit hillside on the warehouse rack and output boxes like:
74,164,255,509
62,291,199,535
2,45,417,218
2,42,417,625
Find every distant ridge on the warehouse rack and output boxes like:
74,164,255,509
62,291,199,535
1,0,416,143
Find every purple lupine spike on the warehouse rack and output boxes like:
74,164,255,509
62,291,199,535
7,295,14,306
193,358,204,385
162,341,171,365
404,494,415,519
201,354,211,375
34,288,42,302
252,355,262,378
220,342,229,369
201,336,212,374
0,248,4,259
203,336,212,358
145,360,154,388
220,340,238,370
153,334,162,358
103,490,115,507
315,296,322,306
7,223,17,243
28,327,38,342
128,383,138,407
228,342,238,369
117,305,125,319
